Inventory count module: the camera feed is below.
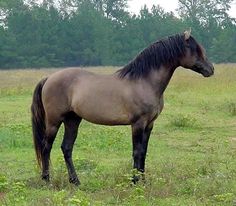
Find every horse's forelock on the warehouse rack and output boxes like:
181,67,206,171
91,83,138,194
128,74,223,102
188,36,204,58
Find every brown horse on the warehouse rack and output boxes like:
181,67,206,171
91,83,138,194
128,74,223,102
31,31,214,185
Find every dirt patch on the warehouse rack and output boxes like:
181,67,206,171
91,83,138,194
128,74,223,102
0,192,5,200
229,138,236,149
229,137,236,142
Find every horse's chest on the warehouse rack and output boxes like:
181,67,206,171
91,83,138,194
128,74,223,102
157,96,164,115
147,96,164,121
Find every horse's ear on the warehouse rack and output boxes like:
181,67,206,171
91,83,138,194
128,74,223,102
184,29,191,40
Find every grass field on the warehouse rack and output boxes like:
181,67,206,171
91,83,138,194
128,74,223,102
0,65,236,205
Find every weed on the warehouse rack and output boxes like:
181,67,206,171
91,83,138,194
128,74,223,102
76,158,97,172
226,102,236,116
68,190,90,206
0,175,8,192
169,114,199,128
219,100,236,116
52,189,68,205
213,192,235,203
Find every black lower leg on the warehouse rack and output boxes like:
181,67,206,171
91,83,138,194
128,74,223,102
61,113,81,185
132,125,144,183
41,141,54,181
41,125,59,182
131,123,153,183
139,124,153,172
61,142,80,185
42,148,51,181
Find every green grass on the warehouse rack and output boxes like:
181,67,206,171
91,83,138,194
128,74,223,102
0,65,236,205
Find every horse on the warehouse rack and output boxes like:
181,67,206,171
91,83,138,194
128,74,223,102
31,30,214,185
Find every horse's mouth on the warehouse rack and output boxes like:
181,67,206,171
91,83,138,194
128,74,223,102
201,69,214,77
192,63,214,77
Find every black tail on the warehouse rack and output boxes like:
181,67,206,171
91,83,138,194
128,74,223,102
31,78,48,168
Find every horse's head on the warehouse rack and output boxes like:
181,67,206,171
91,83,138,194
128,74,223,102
179,30,214,77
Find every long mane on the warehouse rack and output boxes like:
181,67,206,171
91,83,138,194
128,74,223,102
118,33,203,79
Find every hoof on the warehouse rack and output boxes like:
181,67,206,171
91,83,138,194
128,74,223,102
131,172,145,184
42,174,50,182
131,175,140,184
69,177,80,186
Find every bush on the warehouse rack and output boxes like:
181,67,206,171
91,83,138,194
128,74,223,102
170,114,198,128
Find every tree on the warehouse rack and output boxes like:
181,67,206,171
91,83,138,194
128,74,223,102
0,0,235,69
177,0,235,26
59,0,129,23
66,1,113,65
211,26,236,63
177,0,236,54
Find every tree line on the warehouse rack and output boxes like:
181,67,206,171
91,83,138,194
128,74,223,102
0,0,235,69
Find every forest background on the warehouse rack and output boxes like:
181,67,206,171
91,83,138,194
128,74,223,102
0,0,235,69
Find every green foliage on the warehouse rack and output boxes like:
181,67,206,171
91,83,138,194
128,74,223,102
213,193,235,203
0,0,235,69
222,101,236,116
177,0,235,52
68,190,91,206
0,174,8,192
169,114,199,128
211,27,236,63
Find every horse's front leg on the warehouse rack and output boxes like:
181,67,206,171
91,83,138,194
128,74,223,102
140,123,153,173
131,122,153,183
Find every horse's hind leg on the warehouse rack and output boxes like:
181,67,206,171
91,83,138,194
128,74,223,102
61,112,82,185
42,122,61,181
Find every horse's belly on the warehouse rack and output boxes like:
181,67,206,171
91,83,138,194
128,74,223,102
83,115,130,125
78,111,130,125
72,100,131,125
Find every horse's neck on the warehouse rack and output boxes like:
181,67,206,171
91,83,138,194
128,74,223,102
147,66,176,96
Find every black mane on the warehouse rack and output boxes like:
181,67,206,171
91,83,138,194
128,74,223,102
118,33,202,79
